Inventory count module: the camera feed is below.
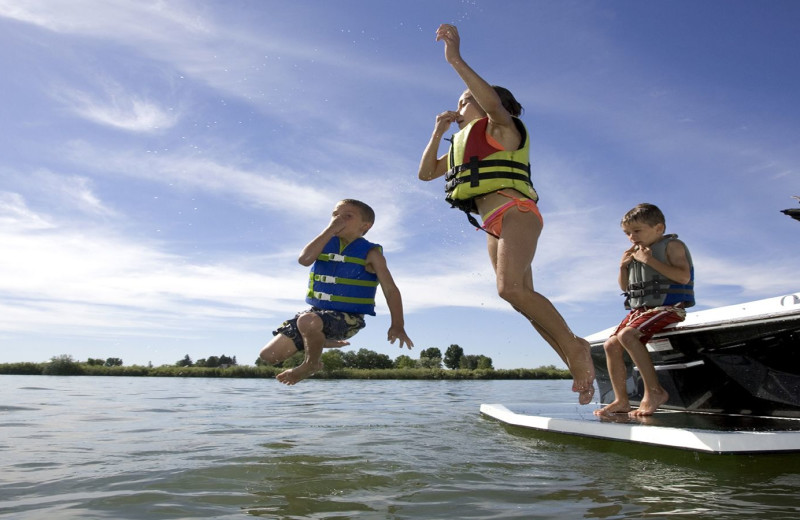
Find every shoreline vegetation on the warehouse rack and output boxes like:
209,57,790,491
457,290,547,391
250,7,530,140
0,360,570,381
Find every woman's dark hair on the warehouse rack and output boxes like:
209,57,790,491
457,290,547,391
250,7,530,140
493,86,523,117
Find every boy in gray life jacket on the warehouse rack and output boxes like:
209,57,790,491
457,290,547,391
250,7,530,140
594,203,695,416
259,199,413,385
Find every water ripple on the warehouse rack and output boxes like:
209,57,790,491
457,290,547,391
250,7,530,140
1,376,799,519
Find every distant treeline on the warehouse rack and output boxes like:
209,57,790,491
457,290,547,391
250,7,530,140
0,349,571,380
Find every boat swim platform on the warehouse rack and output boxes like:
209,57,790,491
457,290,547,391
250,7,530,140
480,403,800,454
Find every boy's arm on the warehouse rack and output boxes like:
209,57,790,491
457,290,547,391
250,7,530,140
366,248,414,350
298,216,346,266
618,246,636,292
633,241,692,285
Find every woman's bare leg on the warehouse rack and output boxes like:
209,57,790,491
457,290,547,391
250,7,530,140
488,209,595,404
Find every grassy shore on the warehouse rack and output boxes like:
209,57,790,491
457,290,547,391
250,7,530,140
0,362,570,380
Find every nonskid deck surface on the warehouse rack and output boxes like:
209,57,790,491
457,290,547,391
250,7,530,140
480,402,800,454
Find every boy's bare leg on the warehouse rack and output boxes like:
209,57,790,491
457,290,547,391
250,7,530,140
617,328,669,416
490,210,595,404
260,334,300,365
594,336,632,415
277,313,325,385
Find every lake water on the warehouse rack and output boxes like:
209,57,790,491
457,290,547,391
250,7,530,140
2,375,800,519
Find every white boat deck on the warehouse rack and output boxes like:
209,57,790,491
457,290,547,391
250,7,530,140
584,291,800,345
480,403,800,454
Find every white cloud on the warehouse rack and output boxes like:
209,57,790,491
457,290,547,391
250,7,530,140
0,0,211,41
62,141,336,216
32,169,119,217
0,203,305,335
0,192,54,230
55,83,179,133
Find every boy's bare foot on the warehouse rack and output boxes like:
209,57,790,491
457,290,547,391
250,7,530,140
629,389,669,416
593,400,631,416
276,361,322,385
567,337,596,405
323,339,350,348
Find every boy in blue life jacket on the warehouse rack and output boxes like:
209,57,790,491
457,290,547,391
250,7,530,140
594,203,695,416
260,199,413,385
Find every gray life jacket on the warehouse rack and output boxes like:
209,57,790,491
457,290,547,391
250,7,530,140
625,234,695,309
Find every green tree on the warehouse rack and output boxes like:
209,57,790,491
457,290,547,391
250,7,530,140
43,354,83,375
86,358,104,366
176,355,193,367
353,348,393,369
419,347,442,369
104,358,123,367
457,354,493,370
394,354,416,369
341,350,358,368
219,354,236,366
475,355,493,370
443,344,464,369
321,350,345,370
279,351,304,368
204,356,221,368
459,355,478,370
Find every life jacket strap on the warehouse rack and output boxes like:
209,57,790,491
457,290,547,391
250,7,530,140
627,280,694,298
306,290,375,305
317,252,367,266
444,158,532,192
309,273,379,288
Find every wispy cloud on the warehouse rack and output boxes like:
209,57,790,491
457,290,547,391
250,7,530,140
0,0,211,40
0,192,54,230
56,83,179,132
0,197,303,334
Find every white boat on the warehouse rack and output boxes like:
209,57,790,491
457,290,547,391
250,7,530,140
587,292,800,418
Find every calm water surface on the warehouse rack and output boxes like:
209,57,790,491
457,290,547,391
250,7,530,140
2,375,800,519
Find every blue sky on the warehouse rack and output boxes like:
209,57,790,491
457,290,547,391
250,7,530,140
1,0,798,370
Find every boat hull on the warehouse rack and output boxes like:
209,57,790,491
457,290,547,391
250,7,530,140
588,293,800,418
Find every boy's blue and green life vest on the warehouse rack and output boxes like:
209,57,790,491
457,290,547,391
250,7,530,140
305,236,380,316
625,234,695,309
444,116,539,215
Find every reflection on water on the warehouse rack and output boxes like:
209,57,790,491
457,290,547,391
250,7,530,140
1,376,800,519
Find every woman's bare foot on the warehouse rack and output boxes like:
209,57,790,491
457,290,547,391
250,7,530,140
276,361,322,385
629,389,669,416
567,337,596,405
593,399,631,416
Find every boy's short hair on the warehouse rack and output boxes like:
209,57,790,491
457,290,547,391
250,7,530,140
340,199,375,225
621,203,665,227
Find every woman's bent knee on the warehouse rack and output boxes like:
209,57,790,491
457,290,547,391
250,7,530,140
497,284,527,308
